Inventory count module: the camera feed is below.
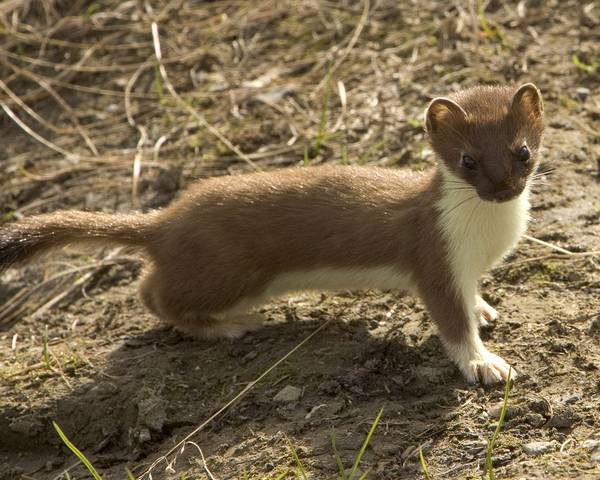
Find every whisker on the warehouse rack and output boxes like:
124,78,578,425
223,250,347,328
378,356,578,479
532,169,555,178
443,187,475,192
442,180,471,185
463,199,481,236
437,194,478,226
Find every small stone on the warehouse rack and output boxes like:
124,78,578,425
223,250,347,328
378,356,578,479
564,394,582,404
487,402,525,420
527,398,552,418
8,415,44,436
574,87,590,102
273,385,302,403
138,428,151,443
524,413,546,427
546,407,581,429
589,316,600,335
582,439,600,450
137,390,166,432
523,441,558,456
318,379,341,396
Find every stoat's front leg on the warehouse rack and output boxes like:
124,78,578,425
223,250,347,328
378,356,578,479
419,283,515,384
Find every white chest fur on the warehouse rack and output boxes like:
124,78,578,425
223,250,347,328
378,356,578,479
436,169,530,305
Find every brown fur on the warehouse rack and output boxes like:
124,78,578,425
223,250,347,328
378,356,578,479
0,83,545,383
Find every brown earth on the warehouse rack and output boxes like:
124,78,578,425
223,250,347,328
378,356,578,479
1,1,599,479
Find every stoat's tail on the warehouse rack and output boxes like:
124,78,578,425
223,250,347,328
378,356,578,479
0,210,157,271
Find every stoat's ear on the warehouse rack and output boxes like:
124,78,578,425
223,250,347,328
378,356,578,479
511,83,543,119
425,97,468,133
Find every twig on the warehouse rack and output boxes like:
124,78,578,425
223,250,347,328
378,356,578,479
495,250,600,271
312,0,370,96
125,60,153,127
150,21,260,171
30,249,122,319
135,315,334,479
184,442,217,480
0,101,77,159
1,62,99,155
132,126,147,208
522,234,573,255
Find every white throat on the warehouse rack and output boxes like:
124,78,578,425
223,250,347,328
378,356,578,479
436,165,530,304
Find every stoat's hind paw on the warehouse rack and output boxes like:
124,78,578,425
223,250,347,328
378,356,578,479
475,295,499,328
177,313,266,340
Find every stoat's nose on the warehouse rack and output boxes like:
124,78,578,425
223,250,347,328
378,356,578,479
493,189,517,202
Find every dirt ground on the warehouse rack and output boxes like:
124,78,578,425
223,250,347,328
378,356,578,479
1,1,600,479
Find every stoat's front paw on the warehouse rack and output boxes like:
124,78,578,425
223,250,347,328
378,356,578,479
475,295,499,328
460,350,516,385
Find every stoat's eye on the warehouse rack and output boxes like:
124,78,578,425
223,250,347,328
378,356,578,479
461,154,477,171
517,145,531,162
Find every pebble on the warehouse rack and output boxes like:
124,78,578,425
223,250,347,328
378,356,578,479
487,402,526,421
523,441,558,456
8,415,43,436
589,316,600,335
527,398,553,418
273,385,302,403
137,390,167,432
524,413,546,427
318,379,341,396
582,439,600,450
564,394,582,404
574,87,590,102
546,407,581,429
138,427,151,443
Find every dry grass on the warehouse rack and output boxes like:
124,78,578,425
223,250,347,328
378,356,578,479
3,0,594,322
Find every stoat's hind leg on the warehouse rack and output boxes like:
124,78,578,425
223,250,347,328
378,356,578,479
475,295,499,328
138,260,269,339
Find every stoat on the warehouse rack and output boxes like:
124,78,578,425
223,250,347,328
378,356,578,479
0,83,545,384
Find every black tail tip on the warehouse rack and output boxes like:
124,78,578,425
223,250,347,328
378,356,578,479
0,232,29,272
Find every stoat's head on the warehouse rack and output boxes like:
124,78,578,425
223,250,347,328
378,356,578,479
425,83,545,202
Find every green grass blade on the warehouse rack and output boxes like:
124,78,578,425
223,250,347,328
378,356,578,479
348,407,384,480
357,138,387,165
125,468,136,480
287,436,307,480
418,446,431,480
330,430,348,480
42,324,50,368
341,144,348,165
572,53,598,73
52,421,102,480
316,68,333,149
154,64,164,99
357,467,372,480
484,368,512,480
